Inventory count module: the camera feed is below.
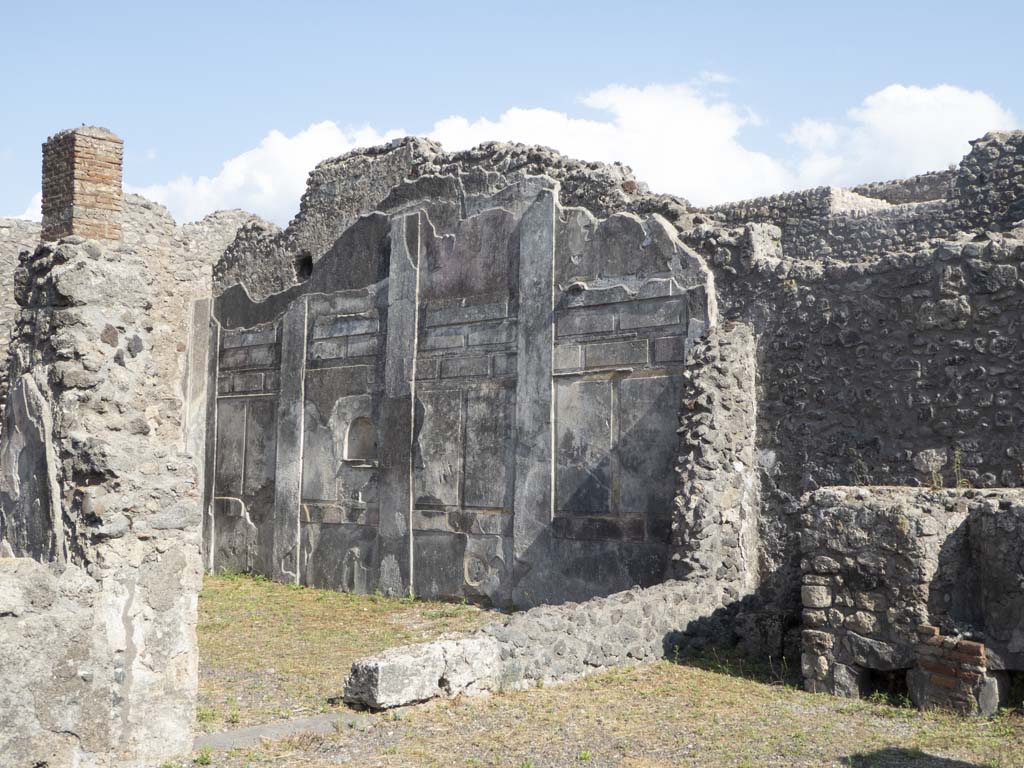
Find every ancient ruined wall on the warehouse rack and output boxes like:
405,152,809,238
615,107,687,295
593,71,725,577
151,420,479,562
214,138,691,303
700,134,1024,265
851,169,955,205
955,131,1024,230
0,125,263,765
695,147,1024,488
0,237,203,766
703,190,966,262
680,130,1024,663
799,487,1024,711
0,218,40,402
205,173,713,608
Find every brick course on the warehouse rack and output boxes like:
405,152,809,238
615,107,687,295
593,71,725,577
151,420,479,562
41,126,123,242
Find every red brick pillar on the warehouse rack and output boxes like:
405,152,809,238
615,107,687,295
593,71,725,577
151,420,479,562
41,126,124,242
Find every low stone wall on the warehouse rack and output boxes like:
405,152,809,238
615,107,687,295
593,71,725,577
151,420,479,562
851,169,955,205
799,486,1024,712
345,579,718,709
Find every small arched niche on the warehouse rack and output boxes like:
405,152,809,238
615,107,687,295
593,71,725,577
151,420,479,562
344,417,378,463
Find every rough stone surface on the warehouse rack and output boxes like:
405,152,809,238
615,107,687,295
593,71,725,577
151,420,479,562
681,132,1024,661
0,217,40,406
671,321,760,604
0,131,259,766
0,235,206,765
799,487,1024,710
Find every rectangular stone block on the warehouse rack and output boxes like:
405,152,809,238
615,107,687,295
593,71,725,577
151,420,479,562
492,352,517,376
347,335,379,357
556,306,616,337
425,301,508,327
415,358,440,380
413,389,463,507
222,325,278,349
303,364,373,397
553,344,581,372
220,344,279,370
312,313,379,339
421,326,467,351
467,322,515,347
618,298,685,330
214,399,246,496
583,339,649,369
308,291,375,317
308,338,347,362
654,335,688,363
412,508,451,532
462,511,513,536
463,386,514,509
617,375,681,516
231,372,264,393
551,515,645,542
802,584,833,609
555,378,612,515
243,398,278,497
560,285,632,308
440,356,491,379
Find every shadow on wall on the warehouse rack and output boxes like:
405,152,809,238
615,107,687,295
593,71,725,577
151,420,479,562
932,499,1024,668
843,748,986,767
660,588,802,670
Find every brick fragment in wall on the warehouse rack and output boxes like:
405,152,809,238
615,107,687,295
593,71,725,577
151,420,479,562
41,127,125,243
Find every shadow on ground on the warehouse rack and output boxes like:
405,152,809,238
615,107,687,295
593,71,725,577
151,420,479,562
843,748,986,767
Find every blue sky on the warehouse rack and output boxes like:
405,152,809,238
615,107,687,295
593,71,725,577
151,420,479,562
2,0,1022,224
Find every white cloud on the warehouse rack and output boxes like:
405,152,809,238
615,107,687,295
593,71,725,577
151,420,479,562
8,83,1019,225
16,192,41,222
429,84,792,207
788,84,1018,187
128,122,405,225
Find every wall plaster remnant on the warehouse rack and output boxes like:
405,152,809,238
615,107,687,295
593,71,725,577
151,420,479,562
205,173,714,608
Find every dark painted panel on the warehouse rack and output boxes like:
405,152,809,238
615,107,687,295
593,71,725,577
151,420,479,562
463,385,515,509
214,399,246,497
555,378,612,515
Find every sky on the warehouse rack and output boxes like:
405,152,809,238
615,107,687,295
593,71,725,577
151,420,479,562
1,0,1022,226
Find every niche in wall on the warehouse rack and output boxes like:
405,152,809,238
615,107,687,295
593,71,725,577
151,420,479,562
344,417,378,463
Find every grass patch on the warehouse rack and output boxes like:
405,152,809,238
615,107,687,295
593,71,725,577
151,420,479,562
197,573,491,731
196,576,1024,766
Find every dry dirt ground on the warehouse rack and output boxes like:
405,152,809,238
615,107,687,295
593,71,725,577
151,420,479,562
181,575,1023,768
